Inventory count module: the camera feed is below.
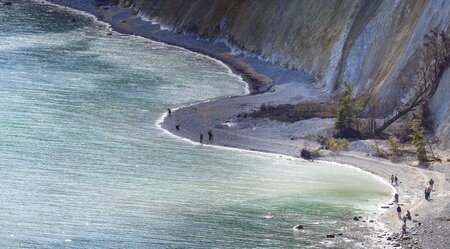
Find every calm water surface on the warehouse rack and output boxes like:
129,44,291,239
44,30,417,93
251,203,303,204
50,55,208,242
0,2,391,248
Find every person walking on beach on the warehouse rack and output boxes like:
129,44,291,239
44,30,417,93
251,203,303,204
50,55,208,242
429,178,434,190
406,210,411,220
402,223,407,236
208,129,213,142
424,186,432,201
394,193,399,203
396,206,402,219
402,215,407,224
391,174,395,185
199,133,204,144
394,174,398,186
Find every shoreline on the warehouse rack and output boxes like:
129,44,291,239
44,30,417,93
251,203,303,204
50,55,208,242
41,1,449,248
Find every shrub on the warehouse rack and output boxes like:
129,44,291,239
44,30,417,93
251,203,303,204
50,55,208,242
388,136,403,157
326,138,349,154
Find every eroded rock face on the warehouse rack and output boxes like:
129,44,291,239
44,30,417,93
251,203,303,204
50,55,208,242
124,0,450,148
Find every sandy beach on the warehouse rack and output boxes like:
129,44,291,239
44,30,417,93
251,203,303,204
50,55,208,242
43,1,450,248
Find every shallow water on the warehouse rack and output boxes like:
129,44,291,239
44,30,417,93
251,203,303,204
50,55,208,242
0,2,391,248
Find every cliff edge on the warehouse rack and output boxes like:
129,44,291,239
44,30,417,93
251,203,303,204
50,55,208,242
127,0,450,148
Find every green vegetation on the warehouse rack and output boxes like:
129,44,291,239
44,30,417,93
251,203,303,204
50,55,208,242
409,113,428,162
326,138,349,154
334,81,362,138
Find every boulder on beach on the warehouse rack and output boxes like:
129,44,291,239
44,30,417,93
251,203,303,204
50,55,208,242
300,149,313,160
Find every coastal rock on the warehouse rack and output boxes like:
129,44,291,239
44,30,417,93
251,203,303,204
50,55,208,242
293,224,304,230
326,234,335,238
353,216,359,221
3,1,12,6
387,237,392,241
300,149,313,160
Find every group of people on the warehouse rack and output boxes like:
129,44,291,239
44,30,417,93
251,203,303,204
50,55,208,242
391,174,436,236
395,202,412,236
167,108,214,144
390,174,399,186
199,130,214,144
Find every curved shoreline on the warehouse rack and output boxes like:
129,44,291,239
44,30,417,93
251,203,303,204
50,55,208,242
40,1,449,248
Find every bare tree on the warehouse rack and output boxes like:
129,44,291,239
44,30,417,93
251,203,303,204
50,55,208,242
370,28,450,137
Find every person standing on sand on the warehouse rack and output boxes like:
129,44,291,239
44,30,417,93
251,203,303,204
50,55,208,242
391,174,395,185
396,206,402,219
394,193,399,203
429,178,434,190
199,133,204,144
403,215,407,224
394,174,398,186
168,108,171,116
402,223,407,236
208,130,213,142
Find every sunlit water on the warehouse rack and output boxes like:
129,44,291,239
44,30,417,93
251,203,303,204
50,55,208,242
0,2,391,248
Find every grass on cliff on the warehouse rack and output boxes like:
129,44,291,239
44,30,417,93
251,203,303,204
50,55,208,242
249,102,338,123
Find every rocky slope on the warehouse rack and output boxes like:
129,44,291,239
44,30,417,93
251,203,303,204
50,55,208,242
125,0,450,148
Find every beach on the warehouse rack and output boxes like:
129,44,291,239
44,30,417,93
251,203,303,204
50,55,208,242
42,1,450,248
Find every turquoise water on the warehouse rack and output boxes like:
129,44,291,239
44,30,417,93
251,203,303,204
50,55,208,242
0,2,390,248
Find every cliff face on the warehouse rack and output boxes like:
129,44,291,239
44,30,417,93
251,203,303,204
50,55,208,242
124,0,450,148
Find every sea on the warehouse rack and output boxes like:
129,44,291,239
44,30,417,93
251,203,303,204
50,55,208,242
0,1,391,248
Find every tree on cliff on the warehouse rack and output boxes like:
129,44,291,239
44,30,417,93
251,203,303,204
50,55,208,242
409,113,428,162
335,81,362,138
370,28,450,137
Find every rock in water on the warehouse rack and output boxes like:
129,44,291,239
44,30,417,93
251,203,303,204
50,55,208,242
3,1,12,5
293,224,304,230
326,234,335,238
353,216,359,221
